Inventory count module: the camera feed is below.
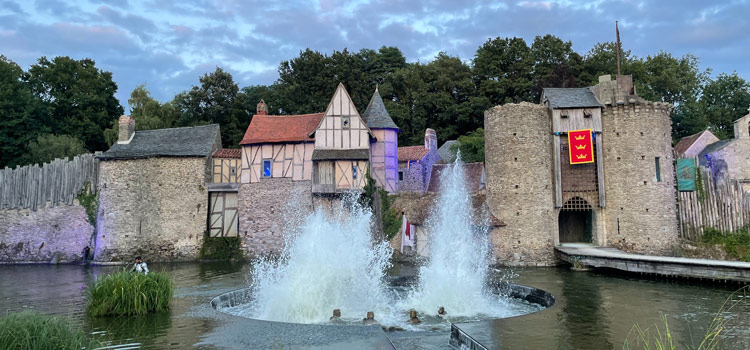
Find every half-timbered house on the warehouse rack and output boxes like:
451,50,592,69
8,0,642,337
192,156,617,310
208,148,241,238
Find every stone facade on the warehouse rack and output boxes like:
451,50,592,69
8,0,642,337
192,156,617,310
485,102,558,266
398,161,427,193
0,203,94,263
95,157,210,262
238,178,312,256
485,78,679,266
601,102,678,255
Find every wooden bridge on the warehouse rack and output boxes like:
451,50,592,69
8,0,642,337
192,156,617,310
555,245,750,283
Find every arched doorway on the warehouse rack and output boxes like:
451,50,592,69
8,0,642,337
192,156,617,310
559,197,593,243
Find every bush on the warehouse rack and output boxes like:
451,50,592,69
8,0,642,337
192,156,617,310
87,270,174,316
0,311,101,350
200,236,244,260
701,226,750,262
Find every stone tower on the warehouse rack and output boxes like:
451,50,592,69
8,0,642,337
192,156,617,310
362,86,400,193
485,75,678,266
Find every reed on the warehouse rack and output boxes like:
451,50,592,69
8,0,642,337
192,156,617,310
0,311,101,350
87,269,174,316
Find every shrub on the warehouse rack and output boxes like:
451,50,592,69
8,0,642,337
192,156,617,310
701,226,750,262
87,270,173,316
200,235,244,260
0,311,101,350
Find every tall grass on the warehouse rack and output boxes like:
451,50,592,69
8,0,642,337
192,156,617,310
87,269,174,317
623,286,749,350
702,226,750,262
0,311,101,350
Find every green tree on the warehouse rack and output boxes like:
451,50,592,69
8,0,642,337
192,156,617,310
473,37,534,105
104,84,179,145
530,35,583,100
451,128,485,163
699,73,750,139
24,134,87,165
0,56,46,168
27,56,123,152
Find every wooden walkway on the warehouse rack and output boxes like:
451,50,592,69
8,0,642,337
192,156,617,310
555,245,750,283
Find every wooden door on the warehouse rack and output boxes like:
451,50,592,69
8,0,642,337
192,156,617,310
209,192,238,237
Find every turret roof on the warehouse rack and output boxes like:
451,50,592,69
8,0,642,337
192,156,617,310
362,87,399,130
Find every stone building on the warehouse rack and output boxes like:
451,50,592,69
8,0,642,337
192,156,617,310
674,130,719,159
397,129,442,193
486,75,678,266
95,116,221,261
696,114,750,190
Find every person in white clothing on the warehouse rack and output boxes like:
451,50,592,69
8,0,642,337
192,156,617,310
132,256,149,274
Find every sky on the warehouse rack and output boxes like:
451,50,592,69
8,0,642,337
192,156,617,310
2,0,749,110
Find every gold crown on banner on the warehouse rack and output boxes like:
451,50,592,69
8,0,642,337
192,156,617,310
576,154,588,160
574,135,586,141
575,145,586,150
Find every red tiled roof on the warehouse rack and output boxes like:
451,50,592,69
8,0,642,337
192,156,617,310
213,148,241,159
240,113,324,145
674,131,704,155
398,145,428,162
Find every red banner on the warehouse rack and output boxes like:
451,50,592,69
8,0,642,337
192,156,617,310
568,129,594,164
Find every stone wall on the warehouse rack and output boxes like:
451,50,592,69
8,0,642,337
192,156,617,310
485,102,557,266
238,178,312,256
398,161,426,193
601,102,679,255
95,157,209,262
0,203,94,263
714,139,750,182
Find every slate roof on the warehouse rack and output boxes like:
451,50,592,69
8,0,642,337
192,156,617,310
361,87,399,130
427,162,485,192
437,140,458,163
311,149,370,161
240,113,324,145
98,124,220,160
398,145,428,162
214,148,241,159
542,87,602,109
674,130,712,156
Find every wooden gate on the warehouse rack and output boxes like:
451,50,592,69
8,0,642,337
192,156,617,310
209,192,238,237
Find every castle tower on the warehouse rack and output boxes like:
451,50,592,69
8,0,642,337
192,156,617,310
362,86,400,193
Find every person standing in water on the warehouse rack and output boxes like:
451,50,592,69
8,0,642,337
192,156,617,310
132,256,149,274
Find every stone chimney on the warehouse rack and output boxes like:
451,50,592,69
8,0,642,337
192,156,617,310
257,99,268,115
424,128,437,150
117,115,134,144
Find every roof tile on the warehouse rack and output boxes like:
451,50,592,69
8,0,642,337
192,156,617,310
398,145,428,162
240,113,324,145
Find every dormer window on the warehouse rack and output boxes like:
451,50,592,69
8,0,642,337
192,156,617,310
584,112,592,118
342,115,350,129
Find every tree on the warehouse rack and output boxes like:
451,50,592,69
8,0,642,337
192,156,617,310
104,85,179,146
473,37,534,105
173,68,248,147
24,134,87,165
530,35,582,100
26,56,123,152
450,128,485,163
699,73,750,139
0,56,46,168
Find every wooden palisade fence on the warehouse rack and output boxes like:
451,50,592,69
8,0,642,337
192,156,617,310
0,153,99,211
678,164,750,241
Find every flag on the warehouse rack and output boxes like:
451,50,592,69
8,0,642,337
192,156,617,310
568,129,594,164
405,218,411,239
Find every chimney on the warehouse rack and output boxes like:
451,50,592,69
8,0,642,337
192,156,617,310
117,115,134,144
257,99,268,115
424,128,437,150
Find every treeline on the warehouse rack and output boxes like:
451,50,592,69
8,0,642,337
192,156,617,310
2,34,750,169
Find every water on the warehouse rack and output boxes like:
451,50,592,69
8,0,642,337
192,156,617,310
1,263,748,349
405,157,507,318
246,198,392,324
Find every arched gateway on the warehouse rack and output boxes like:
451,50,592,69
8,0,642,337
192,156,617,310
558,197,593,243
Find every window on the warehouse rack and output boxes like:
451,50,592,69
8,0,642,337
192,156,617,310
342,115,350,129
584,111,592,118
561,114,568,119
398,171,404,181
352,165,358,180
655,157,661,182
262,159,271,178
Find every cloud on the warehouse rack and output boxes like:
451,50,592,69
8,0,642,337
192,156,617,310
0,0,747,110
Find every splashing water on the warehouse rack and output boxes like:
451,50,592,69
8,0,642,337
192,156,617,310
246,196,393,324
405,155,514,318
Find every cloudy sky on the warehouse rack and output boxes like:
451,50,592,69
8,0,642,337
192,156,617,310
2,0,749,109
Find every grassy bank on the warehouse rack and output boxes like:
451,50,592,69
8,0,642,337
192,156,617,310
87,270,174,316
0,311,101,350
701,226,750,262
